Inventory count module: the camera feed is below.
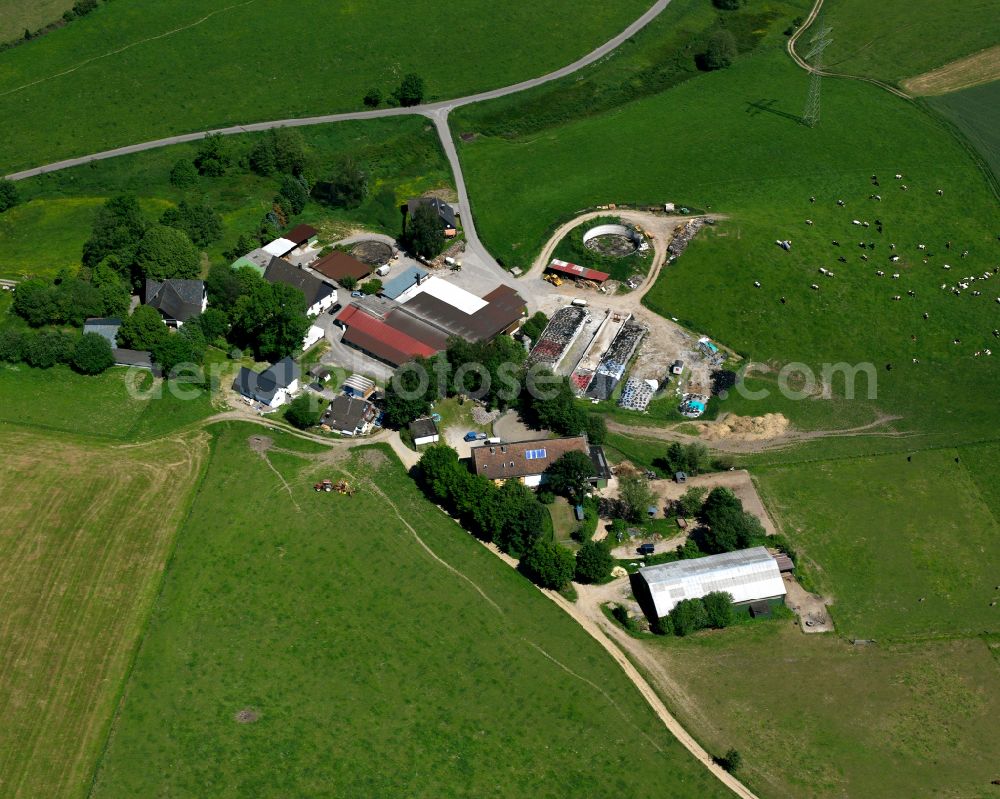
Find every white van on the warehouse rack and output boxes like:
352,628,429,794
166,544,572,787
571,298,588,307
375,264,391,277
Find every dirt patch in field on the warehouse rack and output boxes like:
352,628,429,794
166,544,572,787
248,435,273,455
902,45,1000,95
696,413,790,442
356,448,388,470
234,708,260,724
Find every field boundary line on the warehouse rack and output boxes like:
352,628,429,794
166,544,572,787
84,432,215,798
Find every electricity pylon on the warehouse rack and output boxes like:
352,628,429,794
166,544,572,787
802,26,832,127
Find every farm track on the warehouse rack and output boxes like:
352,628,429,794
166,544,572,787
787,0,911,100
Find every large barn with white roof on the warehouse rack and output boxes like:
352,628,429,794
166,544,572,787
635,547,787,619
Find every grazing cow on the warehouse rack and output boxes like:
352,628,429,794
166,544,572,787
811,284,819,290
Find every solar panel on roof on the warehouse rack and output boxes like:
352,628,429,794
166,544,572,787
524,448,547,460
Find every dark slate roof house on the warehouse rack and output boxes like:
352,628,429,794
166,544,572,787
407,197,456,231
263,256,336,313
232,357,301,406
144,279,206,325
321,394,376,436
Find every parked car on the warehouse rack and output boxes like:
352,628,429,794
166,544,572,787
351,290,362,297
638,543,655,556
463,431,479,442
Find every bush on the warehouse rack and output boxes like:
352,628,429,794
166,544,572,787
703,591,734,629
284,394,324,429
701,30,737,71
169,159,198,188
0,330,27,363
520,540,575,589
585,413,607,445
363,87,382,108
117,305,168,350
574,540,614,583
339,275,357,291
72,0,98,16
712,0,741,8
278,174,309,215
669,598,708,636
193,133,231,176
394,73,426,107
160,199,222,248
0,179,20,213
134,225,200,281
520,310,548,342
717,749,742,773
71,332,114,374
360,278,382,295
314,158,367,208
24,331,74,369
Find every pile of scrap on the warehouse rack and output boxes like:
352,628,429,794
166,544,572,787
618,377,655,411
667,218,707,261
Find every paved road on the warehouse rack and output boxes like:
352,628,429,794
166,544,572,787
4,0,671,183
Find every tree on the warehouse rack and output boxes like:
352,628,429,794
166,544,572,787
700,487,742,521
24,331,73,369
363,87,382,108
585,413,607,445
223,233,260,264
315,158,367,208
160,200,222,247
71,332,114,374
12,279,57,326
618,472,656,523
521,311,548,342
494,480,548,557
90,261,131,317
669,598,708,636
521,370,586,436
134,225,200,281
394,73,426,107
252,282,311,361
0,329,26,363
401,203,445,259
82,195,147,268
339,275,358,291
249,128,308,177
277,174,309,216
676,486,707,518
0,178,20,213
702,30,737,71
416,444,466,504
151,334,199,376
72,0,98,16
713,0,741,8
52,278,103,326
199,307,230,341
544,450,594,502
575,540,614,584
698,505,765,554
169,158,198,188
117,305,168,350
360,278,382,295
520,540,574,589
284,394,324,429
205,262,245,311
193,133,231,176
703,591,734,629
383,356,440,428
719,749,743,773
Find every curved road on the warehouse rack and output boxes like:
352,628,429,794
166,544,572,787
4,0,670,183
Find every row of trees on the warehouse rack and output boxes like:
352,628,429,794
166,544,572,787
416,444,552,558
12,266,129,327
0,179,19,214
362,73,426,109
0,328,114,374
654,441,710,476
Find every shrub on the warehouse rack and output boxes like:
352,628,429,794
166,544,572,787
574,540,614,584
169,159,198,188
193,133,231,176
339,275,357,291
284,394,324,429
24,331,74,369
703,590,734,628
363,87,382,108
0,179,20,213
520,310,548,342
701,30,737,71
134,225,200,280
520,540,575,589
278,174,309,215
669,598,708,636
71,332,114,374
394,73,426,107
712,0,741,8
360,278,382,295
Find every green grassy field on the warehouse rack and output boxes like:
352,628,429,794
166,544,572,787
456,47,1000,443
0,1,75,43
928,80,1000,184
90,426,726,798
3,118,452,280
0,0,652,172
649,623,1000,798
755,448,1000,640
0,428,207,799
819,0,1000,85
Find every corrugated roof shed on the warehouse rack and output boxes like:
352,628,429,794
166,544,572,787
337,305,437,366
284,224,318,245
381,266,429,300
312,251,373,282
638,547,787,618
547,259,610,283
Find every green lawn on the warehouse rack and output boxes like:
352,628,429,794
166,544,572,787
90,426,726,798
928,79,1000,185
651,623,1000,799
4,118,452,280
0,0,651,172
755,448,1000,640
819,0,1000,85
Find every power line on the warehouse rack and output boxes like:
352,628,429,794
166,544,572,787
802,25,832,128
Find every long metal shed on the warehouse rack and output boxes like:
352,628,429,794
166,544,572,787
637,546,786,618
